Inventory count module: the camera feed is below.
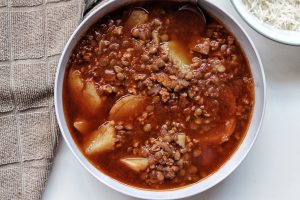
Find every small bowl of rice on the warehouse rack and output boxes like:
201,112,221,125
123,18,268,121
231,0,300,45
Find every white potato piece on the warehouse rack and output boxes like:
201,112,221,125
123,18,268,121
109,95,145,121
121,157,149,172
126,8,149,28
68,69,104,115
161,41,191,74
85,121,116,155
176,134,186,148
82,81,104,115
68,69,84,96
198,118,237,145
73,118,90,134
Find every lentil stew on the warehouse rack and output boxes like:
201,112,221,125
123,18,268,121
63,2,254,190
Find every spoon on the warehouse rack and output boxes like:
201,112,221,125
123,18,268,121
177,1,206,33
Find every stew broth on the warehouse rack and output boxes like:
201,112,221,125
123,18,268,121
63,2,254,189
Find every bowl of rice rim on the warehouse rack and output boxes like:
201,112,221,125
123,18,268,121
231,0,300,45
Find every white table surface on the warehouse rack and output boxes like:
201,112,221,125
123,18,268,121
43,0,300,199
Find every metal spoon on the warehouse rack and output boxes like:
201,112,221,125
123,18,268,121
178,1,206,32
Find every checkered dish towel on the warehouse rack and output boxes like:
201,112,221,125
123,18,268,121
0,0,87,199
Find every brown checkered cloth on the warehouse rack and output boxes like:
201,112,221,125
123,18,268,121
0,0,86,199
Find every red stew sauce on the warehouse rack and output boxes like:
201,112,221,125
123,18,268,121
63,2,254,190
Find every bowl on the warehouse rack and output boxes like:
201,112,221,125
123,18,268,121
231,0,300,46
54,0,266,199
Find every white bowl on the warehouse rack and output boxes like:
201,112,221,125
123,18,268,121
54,0,266,199
231,0,300,46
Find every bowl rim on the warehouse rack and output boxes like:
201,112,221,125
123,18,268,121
231,0,300,46
54,0,266,199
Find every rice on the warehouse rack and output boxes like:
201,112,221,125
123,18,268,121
242,0,300,31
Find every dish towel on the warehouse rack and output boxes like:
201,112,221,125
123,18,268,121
0,0,91,199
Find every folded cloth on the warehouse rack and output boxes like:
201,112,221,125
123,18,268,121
0,0,85,199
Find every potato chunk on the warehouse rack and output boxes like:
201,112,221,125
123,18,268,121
82,81,104,115
73,118,90,134
198,118,237,145
176,134,186,148
85,121,116,155
68,69,104,115
121,158,149,172
109,95,145,121
126,8,149,28
161,41,191,73
68,69,84,96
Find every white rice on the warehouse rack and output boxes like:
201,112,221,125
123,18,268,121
242,0,300,31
